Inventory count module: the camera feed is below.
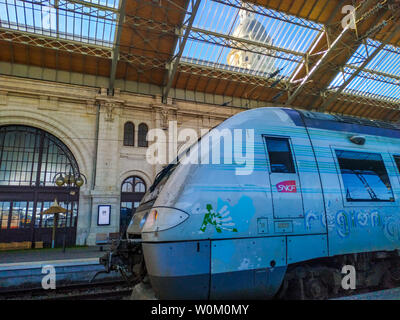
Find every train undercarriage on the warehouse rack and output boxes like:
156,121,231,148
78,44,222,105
99,239,400,300
277,250,400,299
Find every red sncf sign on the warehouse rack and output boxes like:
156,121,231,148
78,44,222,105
276,180,297,193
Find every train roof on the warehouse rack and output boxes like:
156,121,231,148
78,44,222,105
282,108,400,139
297,109,400,130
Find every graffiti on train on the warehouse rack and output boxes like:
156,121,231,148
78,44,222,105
305,209,400,241
199,203,238,233
199,196,256,234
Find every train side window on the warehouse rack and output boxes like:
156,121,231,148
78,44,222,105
264,137,295,173
335,150,394,202
393,155,400,173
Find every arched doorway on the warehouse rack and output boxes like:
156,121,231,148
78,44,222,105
0,125,80,248
120,176,146,234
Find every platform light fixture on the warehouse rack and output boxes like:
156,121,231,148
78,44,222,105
52,168,87,252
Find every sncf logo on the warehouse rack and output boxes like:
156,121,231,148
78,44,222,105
276,180,297,193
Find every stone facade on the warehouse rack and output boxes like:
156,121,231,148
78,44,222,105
0,75,242,245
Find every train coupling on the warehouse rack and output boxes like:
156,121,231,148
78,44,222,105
94,238,146,285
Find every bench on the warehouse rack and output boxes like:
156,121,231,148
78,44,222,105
95,232,120,251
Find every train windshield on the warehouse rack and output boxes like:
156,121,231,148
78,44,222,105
142,136,204,204
141,124,222,204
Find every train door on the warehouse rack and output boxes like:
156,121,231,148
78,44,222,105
263,136,304,219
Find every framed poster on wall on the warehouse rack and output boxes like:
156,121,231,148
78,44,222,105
98,205,111,226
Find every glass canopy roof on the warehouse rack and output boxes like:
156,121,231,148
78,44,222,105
179,0,323,80
329,38,400,103
0,0,399,109
0,0,119,47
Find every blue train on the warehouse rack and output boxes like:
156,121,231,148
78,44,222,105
101,107,400,299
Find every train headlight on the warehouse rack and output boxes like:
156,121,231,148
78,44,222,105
142,207,189,233
139,212,149,229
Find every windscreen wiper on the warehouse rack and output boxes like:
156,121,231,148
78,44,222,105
149,162,176,192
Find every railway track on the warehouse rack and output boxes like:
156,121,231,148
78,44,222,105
2,279,398,300
0,280,133,300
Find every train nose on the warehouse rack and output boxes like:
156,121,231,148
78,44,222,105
142,240,211,299
141,207,189,233
141,207,211,299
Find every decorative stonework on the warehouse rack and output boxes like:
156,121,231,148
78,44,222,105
38,95,59,110
202,115,211,127
160,107,169,129
95,89,125,122
85,100,96,115
152,103,177,130
0,90,7,105
103,102,116,122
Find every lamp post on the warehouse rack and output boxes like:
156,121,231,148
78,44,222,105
41,199,69,249
53,168,87,253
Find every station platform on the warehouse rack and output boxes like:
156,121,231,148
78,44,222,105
334,288,400,300
0,246,121,293
0,246,106,264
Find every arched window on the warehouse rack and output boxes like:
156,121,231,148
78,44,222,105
120,176,146,235
121,176,146,194
123,122,134,146
138,123,148,147
134,181,146,192
0,125,80,247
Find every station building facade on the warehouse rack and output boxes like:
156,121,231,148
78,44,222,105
0,75,240,247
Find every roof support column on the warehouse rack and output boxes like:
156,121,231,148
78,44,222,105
109,0,127,93
162,0,201,104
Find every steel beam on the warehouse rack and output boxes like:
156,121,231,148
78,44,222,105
123,15,304,63
187,26,305,60
324,89,399,110
320,22,400,111
343,65,400,83
162,0,201,104
210,0,322,31
285,26,350,106
119,52,166,69
0,27,112,58
286,0,388,107
20,0,118,20
109,0,126,91
178,61,288,89
124,15,176,34
175,60,400,111
63,0,119,13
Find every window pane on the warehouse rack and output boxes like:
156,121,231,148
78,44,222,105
123,122,134,146
0,202,10,229
394,155,400,173
121,202,133,209
138,123,148,147
40,202,52,228
121,176,146,193
134,182,145,192
335,150,394,202
34,202,43,228
264,137,295,173
10,201,28,229
0,126,79,187
25,202,34,228
120,202,133,232
122,181,133,192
